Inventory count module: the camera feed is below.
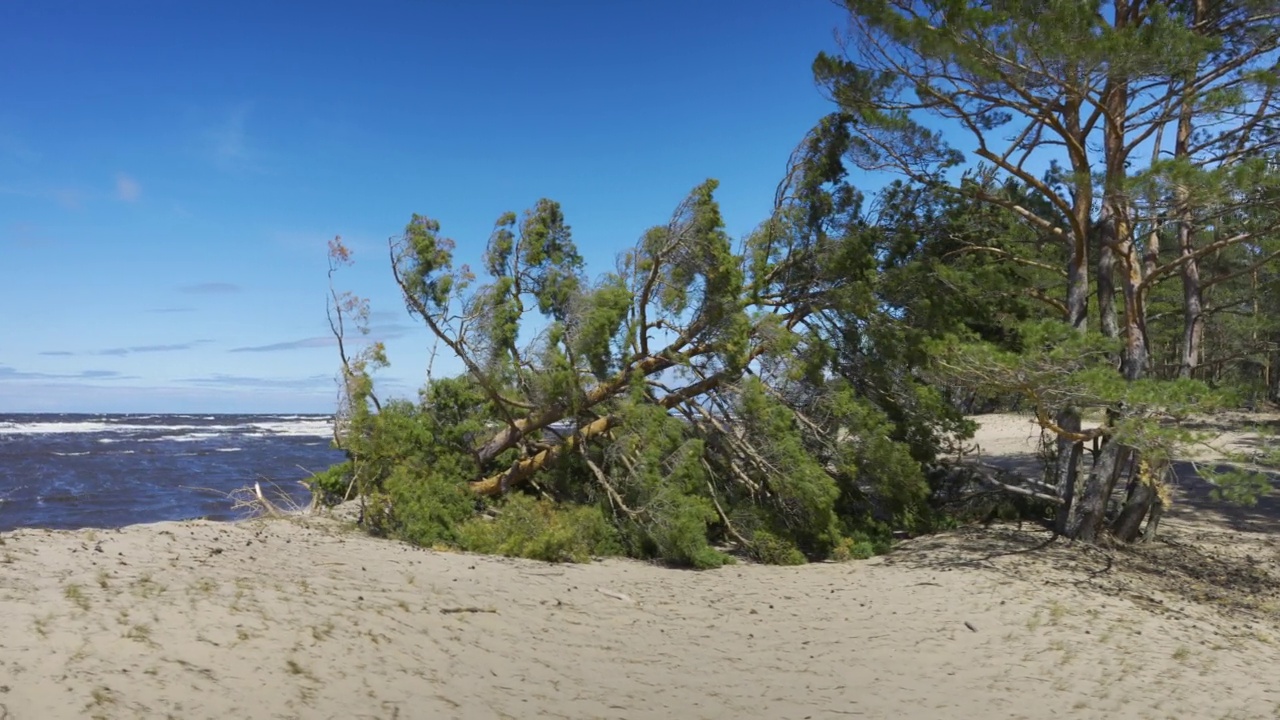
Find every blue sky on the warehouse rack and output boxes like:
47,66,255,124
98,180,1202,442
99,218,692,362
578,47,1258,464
0,0,849,413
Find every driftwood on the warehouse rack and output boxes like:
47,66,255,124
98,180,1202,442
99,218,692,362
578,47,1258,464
595,588,633,603
252,482,287,517
955,462,1064,506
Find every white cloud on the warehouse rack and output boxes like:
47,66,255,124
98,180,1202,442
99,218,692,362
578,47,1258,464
115,173,141,202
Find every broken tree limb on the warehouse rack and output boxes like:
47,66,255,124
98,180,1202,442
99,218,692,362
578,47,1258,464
956,462,1065,505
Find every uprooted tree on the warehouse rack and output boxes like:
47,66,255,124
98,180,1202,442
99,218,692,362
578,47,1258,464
319,175,984,566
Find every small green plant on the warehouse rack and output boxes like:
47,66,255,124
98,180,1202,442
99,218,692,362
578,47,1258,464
64,583,90,611
132,573,165,599
284,657,320,683
124,624,154,645
190,577,217,596
88,686,116,708
310,621,335,642
69,643,91,663
1172,646,1191,662
1048,601,1067,623
831,533,888,561
32,613,53,638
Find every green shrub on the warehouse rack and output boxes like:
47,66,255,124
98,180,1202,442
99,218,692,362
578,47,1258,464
457,494,620,563
830,534,885,561
383,463,477,547
749,530,807,565
611,484,734,570
309,461,353,501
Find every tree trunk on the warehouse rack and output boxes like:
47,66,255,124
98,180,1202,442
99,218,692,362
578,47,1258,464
1068,441,1129,542
1179,245,1204,379
1067,233,1090,331
1111,477,1155,542
1056,180,1092,535
1118,236,1150,380
1052,408,1083,536
1142,494,1164,543
1175,51,1203,380
1097,207,1119,339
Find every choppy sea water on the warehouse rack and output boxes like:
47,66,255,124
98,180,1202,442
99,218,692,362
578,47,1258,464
0,414,347,532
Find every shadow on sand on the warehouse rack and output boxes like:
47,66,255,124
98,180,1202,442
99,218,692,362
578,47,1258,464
894,448,1280,617
975,450,1280,535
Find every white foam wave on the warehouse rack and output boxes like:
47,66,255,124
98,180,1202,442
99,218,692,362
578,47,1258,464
52,451,91,457
215,447,243,452
246,420,334,437
0,417,333,438
137,432,227,443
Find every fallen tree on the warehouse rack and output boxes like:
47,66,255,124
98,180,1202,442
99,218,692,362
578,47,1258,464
323,176,973,566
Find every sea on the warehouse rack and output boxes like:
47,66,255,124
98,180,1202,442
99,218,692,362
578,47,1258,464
0,414,347,532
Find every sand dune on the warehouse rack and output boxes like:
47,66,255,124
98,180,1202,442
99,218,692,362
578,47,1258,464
0,415,1277,719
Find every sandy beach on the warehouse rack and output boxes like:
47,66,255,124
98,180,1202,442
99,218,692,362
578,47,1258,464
1,414,1278,719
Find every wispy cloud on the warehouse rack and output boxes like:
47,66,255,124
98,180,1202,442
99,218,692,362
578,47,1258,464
179,282,241,295
370,324,414,341
0,366,134,381
39,341,208,357
179,373,333,390
208,104,261,172
229,337,334,353
115,173,141,202
229,324,412,353
100,342,202,355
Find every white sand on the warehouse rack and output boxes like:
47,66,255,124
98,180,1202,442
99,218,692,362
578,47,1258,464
0,415,1277,719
